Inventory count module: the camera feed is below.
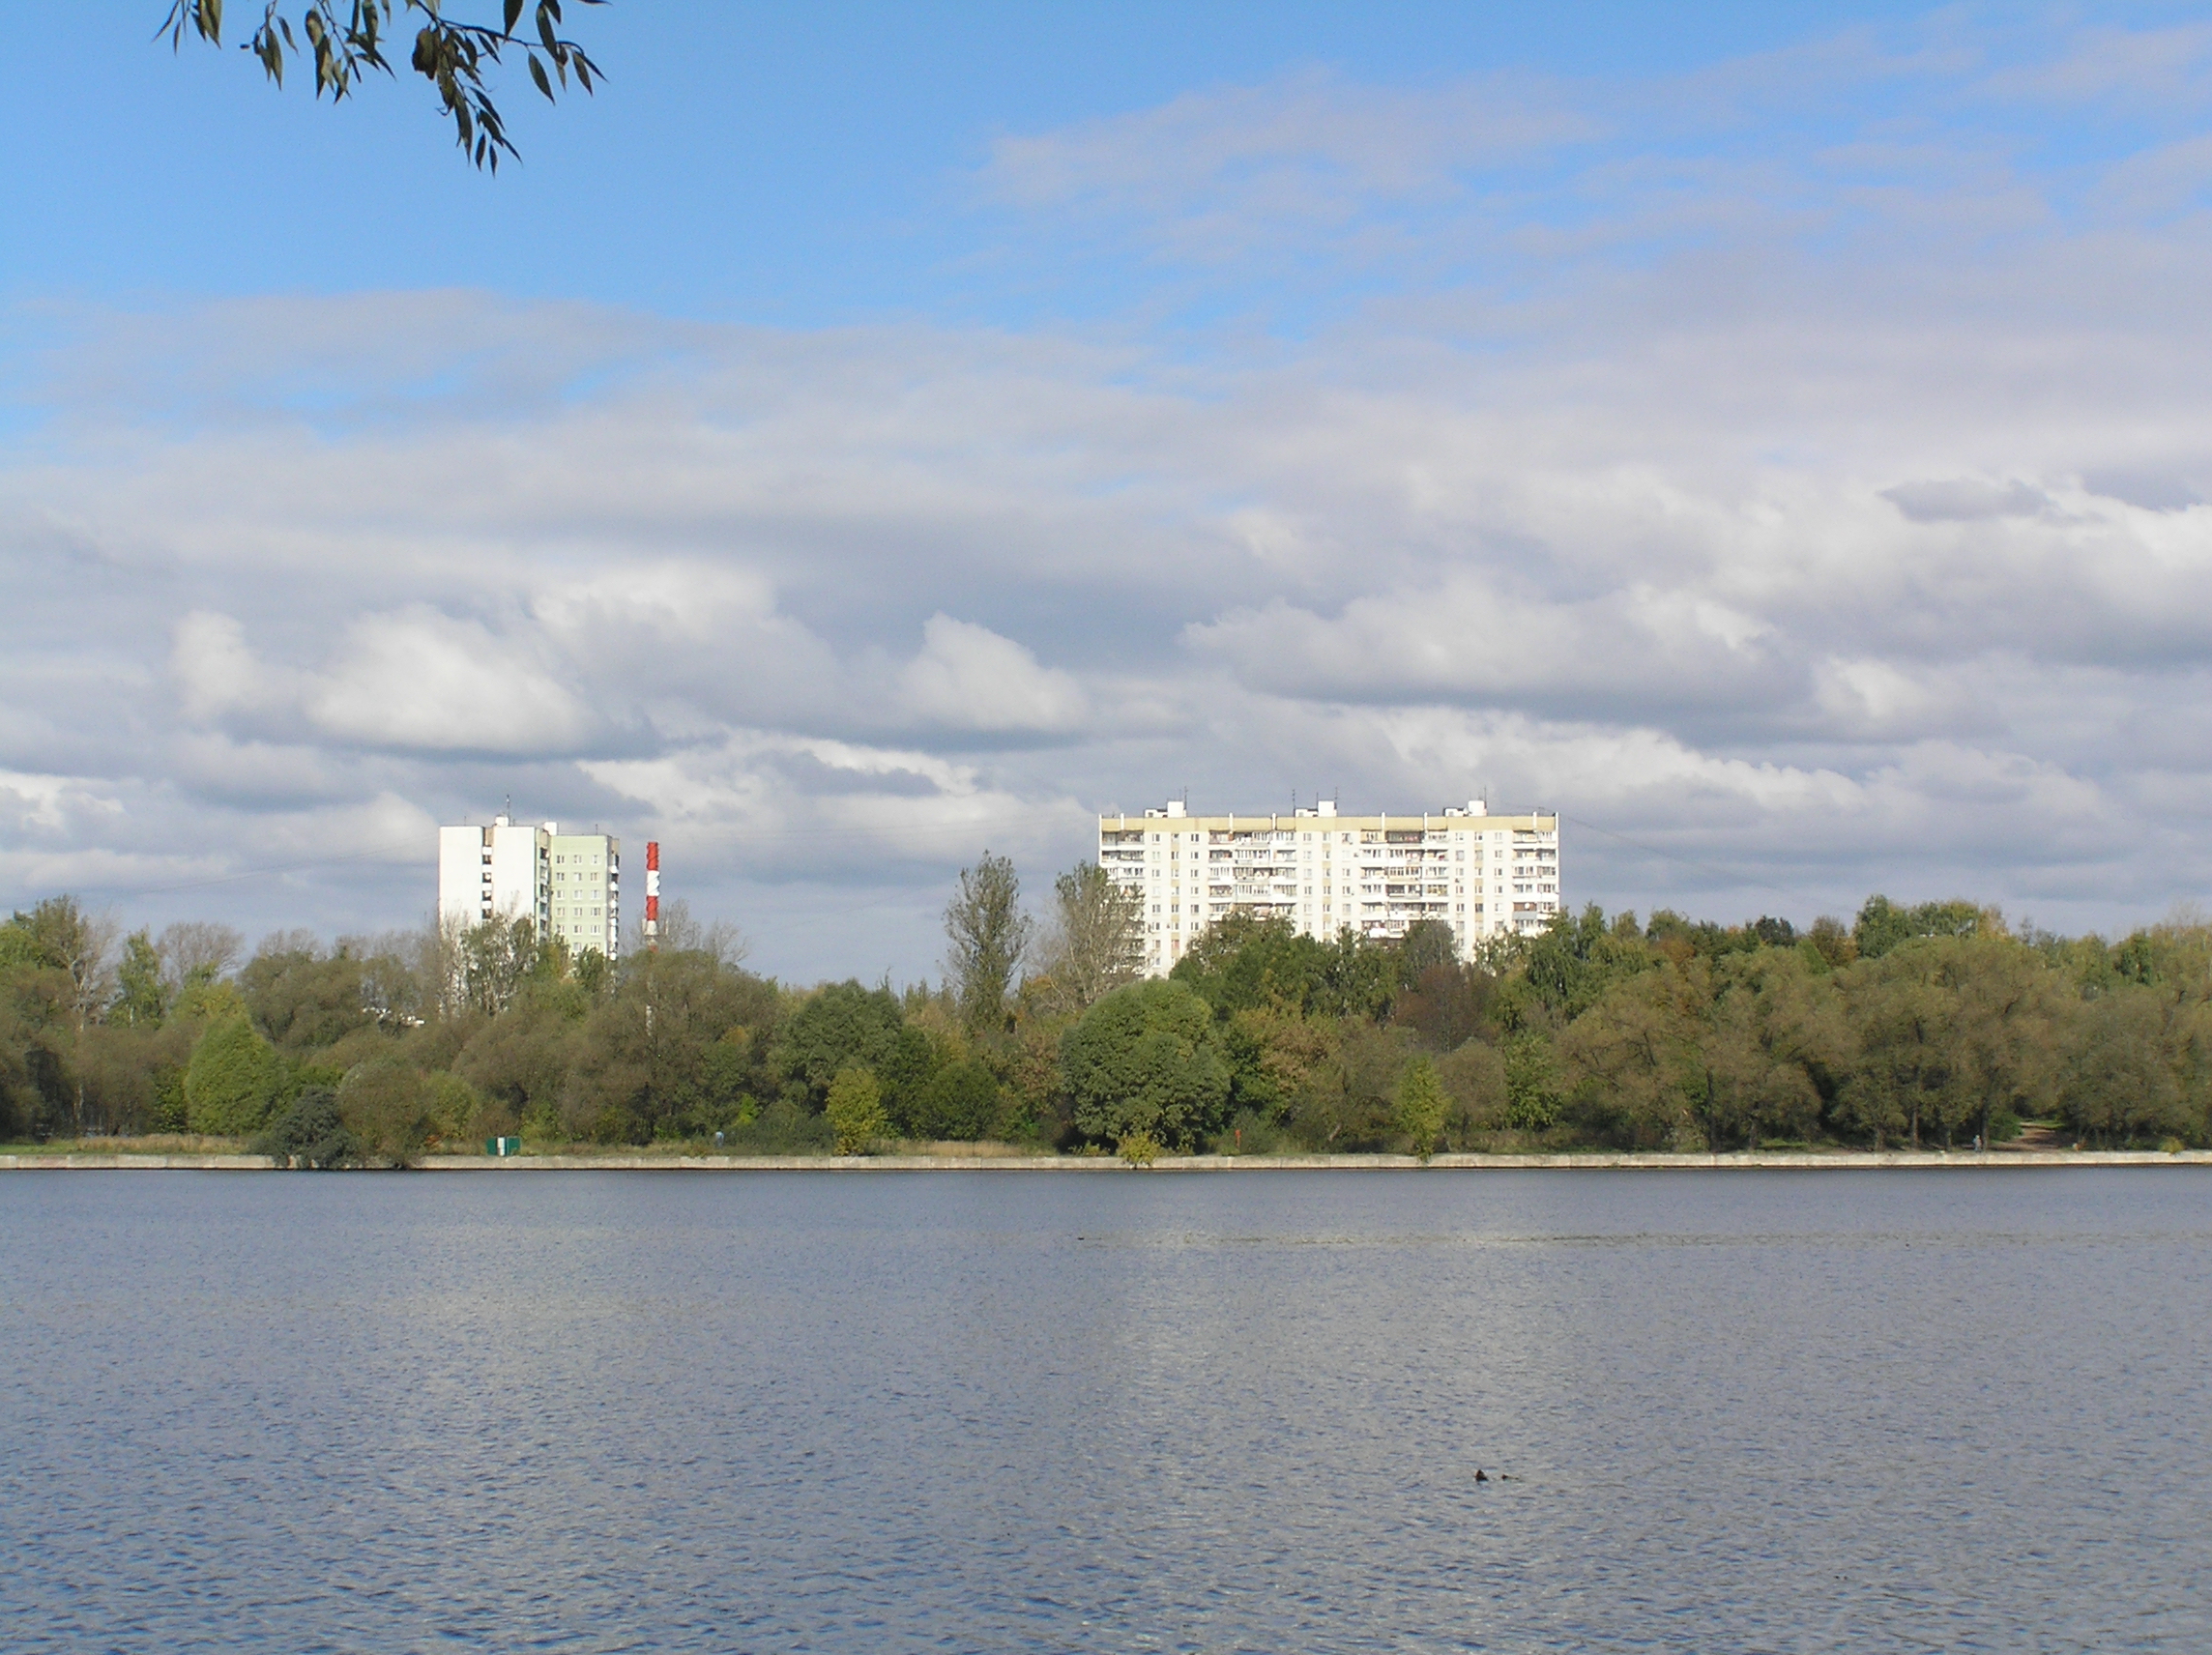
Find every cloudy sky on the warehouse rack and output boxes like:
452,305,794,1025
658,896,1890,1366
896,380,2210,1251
6,3,2212,981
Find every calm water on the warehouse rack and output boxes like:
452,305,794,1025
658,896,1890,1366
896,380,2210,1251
4,1169,2210,1653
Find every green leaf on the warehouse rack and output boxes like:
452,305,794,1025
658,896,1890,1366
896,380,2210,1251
529,53,553,102
505,0,524,34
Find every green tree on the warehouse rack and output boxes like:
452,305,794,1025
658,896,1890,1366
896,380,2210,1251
453,978,585,1122
2058,988,2197,1147
1437,1035,1508,1141
1703,948,1848,1148
185,1014,286,1136
1031,862,1142,1014
1395,1057,1447,1162
825,1067,888,1154
1061,979,1230,1149
772,980,904,1106
162,0,604,171
1837,952,1965,1147
1503,904,1655,1026
1395,919,1460,987
1174,914,1329,1018
242,942,374,1051
572,947,779,1139
877,1024,944,1134
7,895,120,1031
111,930,168,1028
907,1058,1003,1142
945,852,1032,1032
1853,895,1987,961
1558,965,1703,1146
1288,1022,1411,1150
1502,1030,1567,1133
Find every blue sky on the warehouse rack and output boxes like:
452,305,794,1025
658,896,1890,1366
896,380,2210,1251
8,4,2212,981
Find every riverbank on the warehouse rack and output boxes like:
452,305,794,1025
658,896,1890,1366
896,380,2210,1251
6,1147,2210,1171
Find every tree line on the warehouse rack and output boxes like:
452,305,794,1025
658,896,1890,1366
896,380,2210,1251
4,861,2208,1162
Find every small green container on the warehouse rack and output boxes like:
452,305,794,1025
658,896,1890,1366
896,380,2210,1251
484,1136,523,1157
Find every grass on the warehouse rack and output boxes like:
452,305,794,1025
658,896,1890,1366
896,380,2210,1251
0,1133,248,1156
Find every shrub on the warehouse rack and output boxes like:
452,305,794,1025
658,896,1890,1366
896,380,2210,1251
727,1096,835,1154
908,1058,1002,1141
1396,1058,1447,1163
253,1087,360,1170
826,1067,888,1155
185,1015,285,1136
1118,1128,1161,1167
336,1059,436,1167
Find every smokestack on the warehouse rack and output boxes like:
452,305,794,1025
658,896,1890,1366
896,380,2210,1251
645,840,660,947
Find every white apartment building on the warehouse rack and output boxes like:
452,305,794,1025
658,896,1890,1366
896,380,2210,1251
1098,798,1559,975
437,815,622,960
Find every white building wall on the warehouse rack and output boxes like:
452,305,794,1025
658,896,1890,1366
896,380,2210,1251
437,815,550,933
1099,798,1560,977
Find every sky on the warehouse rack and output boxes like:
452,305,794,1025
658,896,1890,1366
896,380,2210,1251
7,2,2212,983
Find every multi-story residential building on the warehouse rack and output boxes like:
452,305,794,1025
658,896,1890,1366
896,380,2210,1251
548,830,621,959
1098,798,1559,975
438,815,548,936
436,815,622,960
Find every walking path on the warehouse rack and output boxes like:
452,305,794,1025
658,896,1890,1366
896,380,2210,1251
5,1148,2209,1171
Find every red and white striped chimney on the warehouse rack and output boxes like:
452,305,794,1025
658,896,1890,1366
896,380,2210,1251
644,840,660,946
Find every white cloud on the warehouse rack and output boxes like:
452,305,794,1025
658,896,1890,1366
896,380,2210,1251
172,610,278,721
306,608,594,754
896,614,1088,733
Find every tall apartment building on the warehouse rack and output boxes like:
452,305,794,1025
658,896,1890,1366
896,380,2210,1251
549,830,622,959
1099,798,1559,975
436,815,622,960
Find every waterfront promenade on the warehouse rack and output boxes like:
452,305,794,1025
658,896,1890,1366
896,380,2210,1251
7,1148,2209,1172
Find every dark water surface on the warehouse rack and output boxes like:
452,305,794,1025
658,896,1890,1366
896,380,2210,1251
5,1170,2210,1653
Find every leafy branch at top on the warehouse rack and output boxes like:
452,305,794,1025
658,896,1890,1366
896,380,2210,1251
160,1,605,171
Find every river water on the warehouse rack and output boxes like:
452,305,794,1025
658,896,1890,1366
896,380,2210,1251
4,1169,2208,1652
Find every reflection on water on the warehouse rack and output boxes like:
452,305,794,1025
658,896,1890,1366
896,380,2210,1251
4,1170,2208,1652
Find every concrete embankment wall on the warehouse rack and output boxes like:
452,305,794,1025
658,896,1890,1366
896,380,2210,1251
6,1149,2211,1172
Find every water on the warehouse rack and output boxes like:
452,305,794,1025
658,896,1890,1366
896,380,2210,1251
4,1169,2209,1653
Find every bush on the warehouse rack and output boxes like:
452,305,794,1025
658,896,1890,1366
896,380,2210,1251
336,1059,436,1167
253,1087,360,1169
1396,1058,1447,1162
825,1067,888,1155
185,1015,286,1137
1437,1038,1508,1141
725,1096,835,1154
908,1058,1003,1141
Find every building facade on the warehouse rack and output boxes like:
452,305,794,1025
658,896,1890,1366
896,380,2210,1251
549,830,622,959
1098,798,1559,975
437,815,622,960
